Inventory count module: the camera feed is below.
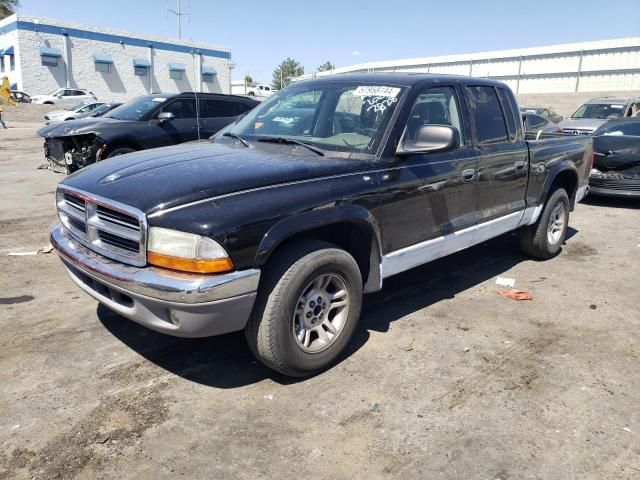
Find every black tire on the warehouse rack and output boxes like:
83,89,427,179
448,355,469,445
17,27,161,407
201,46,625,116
248,91,255,96
520,188,570,260
245,240,363,377
106,147,136,158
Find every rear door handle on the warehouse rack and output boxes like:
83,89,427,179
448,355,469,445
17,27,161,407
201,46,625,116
461,168,476,182
514,161,526,170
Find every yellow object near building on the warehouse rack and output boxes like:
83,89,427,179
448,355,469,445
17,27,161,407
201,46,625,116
0,76,17,107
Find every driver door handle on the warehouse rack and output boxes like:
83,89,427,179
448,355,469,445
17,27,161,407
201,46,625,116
461,168,476,182
514,160,526,170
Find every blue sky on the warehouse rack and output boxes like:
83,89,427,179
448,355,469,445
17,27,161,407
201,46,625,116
16,0,640,83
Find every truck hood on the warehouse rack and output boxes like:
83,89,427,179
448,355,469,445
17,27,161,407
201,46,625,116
37,117,126,138
557,117,608,132
61,142,374,217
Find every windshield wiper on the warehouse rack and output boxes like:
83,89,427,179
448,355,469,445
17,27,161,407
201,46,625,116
257,137,325,156
223,132,250,147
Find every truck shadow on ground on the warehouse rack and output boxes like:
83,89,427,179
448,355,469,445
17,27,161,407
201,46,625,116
97,228,578,389
582,195,640,209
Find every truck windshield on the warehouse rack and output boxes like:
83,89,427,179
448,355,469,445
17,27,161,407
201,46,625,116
571,103,626,119
223,82,406,154
104,96,168,121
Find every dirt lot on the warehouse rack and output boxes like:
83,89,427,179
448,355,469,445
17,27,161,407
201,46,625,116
1,106,639,479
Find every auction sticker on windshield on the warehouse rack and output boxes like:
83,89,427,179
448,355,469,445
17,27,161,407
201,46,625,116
353,86,401,97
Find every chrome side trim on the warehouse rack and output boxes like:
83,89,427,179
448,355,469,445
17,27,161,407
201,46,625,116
518,204,544,227
51,223,260,304
575,184,589,203
381,211,523,279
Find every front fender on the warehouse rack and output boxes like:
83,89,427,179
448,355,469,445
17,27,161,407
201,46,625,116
254,204,382,266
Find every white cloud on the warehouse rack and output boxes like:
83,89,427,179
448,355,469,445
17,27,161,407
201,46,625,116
352,51,361,56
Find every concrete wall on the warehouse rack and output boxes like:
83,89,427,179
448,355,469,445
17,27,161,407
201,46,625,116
0,14,232,101
516,90,640,117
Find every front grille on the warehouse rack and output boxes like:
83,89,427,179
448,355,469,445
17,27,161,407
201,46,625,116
47,139,65,160
561,128,592,136
56,187,147,266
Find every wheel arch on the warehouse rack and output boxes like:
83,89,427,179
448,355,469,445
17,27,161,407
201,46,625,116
542,164,579,210
254,205,383,293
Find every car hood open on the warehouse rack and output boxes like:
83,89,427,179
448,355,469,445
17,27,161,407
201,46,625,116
37,117,125,138
61,142,374,217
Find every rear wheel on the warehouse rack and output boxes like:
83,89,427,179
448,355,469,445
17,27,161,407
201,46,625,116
106,147,136,158
245,240,363,377
520,188,570,259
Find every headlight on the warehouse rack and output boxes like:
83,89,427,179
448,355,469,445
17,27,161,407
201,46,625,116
147,227,234,274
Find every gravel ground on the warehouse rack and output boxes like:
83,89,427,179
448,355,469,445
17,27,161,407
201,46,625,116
1,107,639,479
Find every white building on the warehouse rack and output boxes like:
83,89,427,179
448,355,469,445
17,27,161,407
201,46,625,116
294,38,640,114
0,14,234,101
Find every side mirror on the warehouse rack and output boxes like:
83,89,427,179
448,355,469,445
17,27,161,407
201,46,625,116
397,125,459,156
157,111,175,124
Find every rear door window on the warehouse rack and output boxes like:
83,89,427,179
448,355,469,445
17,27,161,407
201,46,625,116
466,86,508,144
496,88,519,141
200,99,247,118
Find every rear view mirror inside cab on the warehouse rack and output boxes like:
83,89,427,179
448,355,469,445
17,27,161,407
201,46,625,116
397,124,460,156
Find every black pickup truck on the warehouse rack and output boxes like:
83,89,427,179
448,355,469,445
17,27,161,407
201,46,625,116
50,74,591,376
38,92,259,174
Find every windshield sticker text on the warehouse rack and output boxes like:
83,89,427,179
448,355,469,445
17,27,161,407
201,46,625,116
363,96,399,114
353,86,401,98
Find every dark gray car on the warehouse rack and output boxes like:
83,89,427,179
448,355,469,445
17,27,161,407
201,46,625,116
558,97,640,135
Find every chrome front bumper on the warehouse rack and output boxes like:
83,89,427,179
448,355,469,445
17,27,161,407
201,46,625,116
51,223,260,338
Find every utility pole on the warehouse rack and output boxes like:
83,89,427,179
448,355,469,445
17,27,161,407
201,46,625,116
168,0,190,39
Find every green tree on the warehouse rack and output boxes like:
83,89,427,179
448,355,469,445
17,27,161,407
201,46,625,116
244,74,254,87
271,58,304,90
0,0,19,19
317,61,335,72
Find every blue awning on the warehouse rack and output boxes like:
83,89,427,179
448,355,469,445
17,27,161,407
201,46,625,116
132,58,151,68
92,54,113,64
1,46,14,56
201,66,217,75
168,63,186,72
39,47,62,57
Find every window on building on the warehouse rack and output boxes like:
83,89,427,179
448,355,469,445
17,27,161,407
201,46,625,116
41,55,59,67
202,73,214,83
466,85,508,144
95,62,110,73
0,57,4,73
134,66,148,77
170,70,182,80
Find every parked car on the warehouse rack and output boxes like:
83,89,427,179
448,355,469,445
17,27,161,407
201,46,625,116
558,97,640,135
31,88,97,105
38,92,259,173
589,118,640,198
10,90,31,103
44,102,105,124
75,102,122,120
50,74,591,376
522,112,562,140
520,106,563,123
246,84,275,97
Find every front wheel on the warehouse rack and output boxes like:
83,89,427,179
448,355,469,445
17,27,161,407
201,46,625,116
106,147,136,158
520,188,570,259
245,240,363,377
